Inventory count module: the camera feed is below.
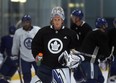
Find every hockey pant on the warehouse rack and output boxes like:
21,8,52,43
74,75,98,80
74,61,104,83
110,56,116,76
36,64,53,83
0,57,17,82
21,59,38,83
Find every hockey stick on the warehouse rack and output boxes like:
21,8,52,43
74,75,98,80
15,20,21,28
106,46,114,83
71,49,97,59
77,65,87,82
14,20,23,83
17,55,23,83
90,46,99,79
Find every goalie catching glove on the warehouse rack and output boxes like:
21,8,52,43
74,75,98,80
58,50,85,68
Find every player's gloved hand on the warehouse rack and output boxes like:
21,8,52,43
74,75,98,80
0,53,4,65
106,55,115,63
58,50,85,69
10,55,18,60
98,59,107,71
36,53,43,66
10,55,19,67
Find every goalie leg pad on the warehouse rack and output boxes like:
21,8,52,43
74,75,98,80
52,68,71,83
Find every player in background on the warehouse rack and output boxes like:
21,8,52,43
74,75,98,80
107,18,116,81
70,9,92,82
70,9,92,51
0,25,17,83
73,18,110,83
11,15,40,83
31,6,79,83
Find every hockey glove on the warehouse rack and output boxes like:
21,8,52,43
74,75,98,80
98,59,107,71
58,50,85,69
10,55,19,67
10,55,18,60
106,55,115,63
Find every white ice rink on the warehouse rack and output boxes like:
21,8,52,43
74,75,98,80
10,68,109,83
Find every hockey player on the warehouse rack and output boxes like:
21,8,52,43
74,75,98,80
74,18,110,83
11,15,40,83
0,25,17,83
107,18,116,81
31,6,79,83
70,9,92,51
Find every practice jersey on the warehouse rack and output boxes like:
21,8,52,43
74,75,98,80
80,29,110,63
32,25,78,68
0,35,13,57
12,26,40,62
107,28,116,56
71,21,92,51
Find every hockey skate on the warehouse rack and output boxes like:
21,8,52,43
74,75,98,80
108,75,116,83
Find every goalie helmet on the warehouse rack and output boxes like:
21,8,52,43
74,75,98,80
71,9,84,19
95,18,108,28
51,6,65,20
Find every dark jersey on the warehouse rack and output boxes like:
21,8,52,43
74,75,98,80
32,25,78,68
71,22,92,51
0,35,13,57
107,28,116,56
80,29,110,63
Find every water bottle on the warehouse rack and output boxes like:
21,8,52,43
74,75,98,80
36,53,43,66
